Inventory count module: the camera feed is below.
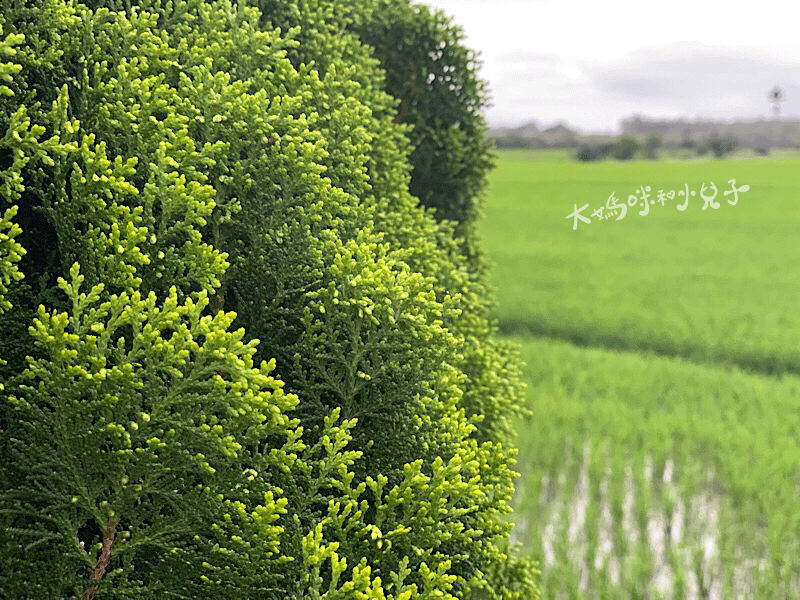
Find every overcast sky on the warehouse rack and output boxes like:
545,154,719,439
414,0,800,133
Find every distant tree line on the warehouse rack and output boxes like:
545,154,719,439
622,116,800,149
491,116,800,159
574,133,663,161
573,131,741,162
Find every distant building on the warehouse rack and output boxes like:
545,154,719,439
621,117,800,148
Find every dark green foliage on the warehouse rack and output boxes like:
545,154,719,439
701,133,739,158
611,135,638,161
492,134,545,150
350,0,495,267
644,133,662,160
754,146,770,156
695,141,709,156
0,1,537,597
575,143,613,162
352,0,494,224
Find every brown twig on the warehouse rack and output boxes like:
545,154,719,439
212,290,225,315
393,96,411,124
393,65,417,124
81,514,119,600
211,273,224,315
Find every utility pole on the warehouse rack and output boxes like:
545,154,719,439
768,86,785,149
769,86,785,120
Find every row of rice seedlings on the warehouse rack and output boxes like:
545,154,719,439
551,445,800,598
585,439,609,591
511,335,800,597
525,433,800,599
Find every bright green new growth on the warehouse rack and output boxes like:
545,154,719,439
0,203,24,314
3,263,303,596
0,0,537,597
0,29,36,314
4,262,514,598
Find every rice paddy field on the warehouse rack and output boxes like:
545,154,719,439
480,149,800,598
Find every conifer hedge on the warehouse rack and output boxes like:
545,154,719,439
0,0,539,598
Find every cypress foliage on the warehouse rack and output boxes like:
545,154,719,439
349,0,496,274
0,29,27,316
0,1,539,598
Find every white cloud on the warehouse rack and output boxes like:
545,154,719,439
414,0,800,131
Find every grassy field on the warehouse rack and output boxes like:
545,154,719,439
480,149,800,598
484,150,800,375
